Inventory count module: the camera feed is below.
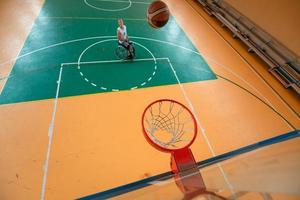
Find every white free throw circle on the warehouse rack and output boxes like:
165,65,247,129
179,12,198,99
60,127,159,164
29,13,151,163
77,39,158,91
84,0,132,12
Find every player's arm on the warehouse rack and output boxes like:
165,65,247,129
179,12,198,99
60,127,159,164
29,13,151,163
125,30,129,41
117,30,124,41
125,28,129,41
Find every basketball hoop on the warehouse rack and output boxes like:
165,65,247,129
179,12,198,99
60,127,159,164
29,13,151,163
142,99,207,195
142,98,201,173
142,99,197,153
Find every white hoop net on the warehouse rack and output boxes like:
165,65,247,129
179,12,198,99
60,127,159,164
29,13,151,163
143,100,197,150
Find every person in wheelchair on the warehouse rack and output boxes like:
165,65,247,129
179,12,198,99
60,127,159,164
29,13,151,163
117,18,134,59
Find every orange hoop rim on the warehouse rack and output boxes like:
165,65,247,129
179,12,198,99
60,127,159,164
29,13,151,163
141,99,198,153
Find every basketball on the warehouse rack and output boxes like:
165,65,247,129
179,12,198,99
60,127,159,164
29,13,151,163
147,1,170,28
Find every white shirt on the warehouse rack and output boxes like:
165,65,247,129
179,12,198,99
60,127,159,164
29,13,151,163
117,25,128,43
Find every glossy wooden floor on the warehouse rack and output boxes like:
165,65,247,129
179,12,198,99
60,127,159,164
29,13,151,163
0,0,299,199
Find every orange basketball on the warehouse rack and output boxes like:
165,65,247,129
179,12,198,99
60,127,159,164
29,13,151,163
147,1,170,28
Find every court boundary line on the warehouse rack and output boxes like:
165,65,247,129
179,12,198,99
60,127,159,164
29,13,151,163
93,0,150,4
165,58,235,194
0,80,6,95
40,66,63,200
84,0,132,12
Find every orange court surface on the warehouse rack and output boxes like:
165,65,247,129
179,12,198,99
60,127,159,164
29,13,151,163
0,0,299,199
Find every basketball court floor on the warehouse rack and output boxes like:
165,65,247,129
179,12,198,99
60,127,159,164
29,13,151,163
0,0,299,199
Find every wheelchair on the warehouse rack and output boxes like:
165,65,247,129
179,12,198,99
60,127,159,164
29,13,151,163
115,41,135,60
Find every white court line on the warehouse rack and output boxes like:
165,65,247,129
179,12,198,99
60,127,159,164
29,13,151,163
0,81,5,95
166,58,235,195
84,0,132,12
0,74,12,94
77,39,159,91
93,0,150,4
0,36,114,67
40,66,63,200
0,75,11,81
61,57,169,66
62,57,168,91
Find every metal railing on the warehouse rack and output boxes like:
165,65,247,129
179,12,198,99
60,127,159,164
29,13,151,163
195,0,300,95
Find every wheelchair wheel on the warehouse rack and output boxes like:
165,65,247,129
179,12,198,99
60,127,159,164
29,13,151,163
129,45,136,58
115,45,128,60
